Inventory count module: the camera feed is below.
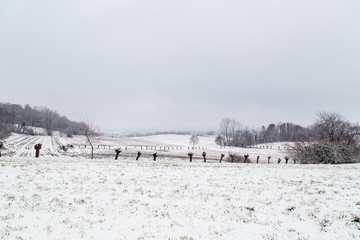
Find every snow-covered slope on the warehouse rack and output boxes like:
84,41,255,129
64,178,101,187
1,133,290,163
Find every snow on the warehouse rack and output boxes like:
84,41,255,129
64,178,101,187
1,158,360,239
1,133,289,162
1,133,359,239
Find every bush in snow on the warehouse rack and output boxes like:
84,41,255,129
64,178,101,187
225,153,251,163
290,142,360,164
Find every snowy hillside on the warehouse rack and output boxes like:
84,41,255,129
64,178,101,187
0,133,290,163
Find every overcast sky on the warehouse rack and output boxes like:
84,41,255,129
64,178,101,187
1,0,359,133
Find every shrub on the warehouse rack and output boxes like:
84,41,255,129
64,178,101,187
290,142,360,164
225,153,252,163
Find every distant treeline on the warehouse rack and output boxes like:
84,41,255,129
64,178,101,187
0,102,83,139
217,118,313,147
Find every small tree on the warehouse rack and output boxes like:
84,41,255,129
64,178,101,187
80,121,99,159
215,135,225,147
189,134,199,147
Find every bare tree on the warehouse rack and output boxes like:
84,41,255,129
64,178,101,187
189,134,199,147
343,123,360,145
0,122,11,139
220,118,232,141
215,135,225,147
42,107,56,135
230,119,242,144
80,121,98,159
315,111,347,142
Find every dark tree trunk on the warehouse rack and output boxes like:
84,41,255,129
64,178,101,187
220,154,225,163
244,154,249,163
115,149,121,160
34,144,42,158
136,151,141,160
188,153,193,162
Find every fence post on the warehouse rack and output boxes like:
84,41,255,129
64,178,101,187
202,152,206,162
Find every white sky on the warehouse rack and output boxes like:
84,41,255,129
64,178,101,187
1,0,359,132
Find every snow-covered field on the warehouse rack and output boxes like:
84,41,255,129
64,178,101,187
1,133,359,239
1,133,289,163
1,157,359,239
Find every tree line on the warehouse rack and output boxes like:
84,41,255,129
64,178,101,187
0,102,86,138
216,118,311,147
217,112,360,164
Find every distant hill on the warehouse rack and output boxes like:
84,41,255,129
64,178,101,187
0,102,84,138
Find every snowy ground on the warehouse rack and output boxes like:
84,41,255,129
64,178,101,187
1,157,360,239
1,134,359,239
1,133,289,163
